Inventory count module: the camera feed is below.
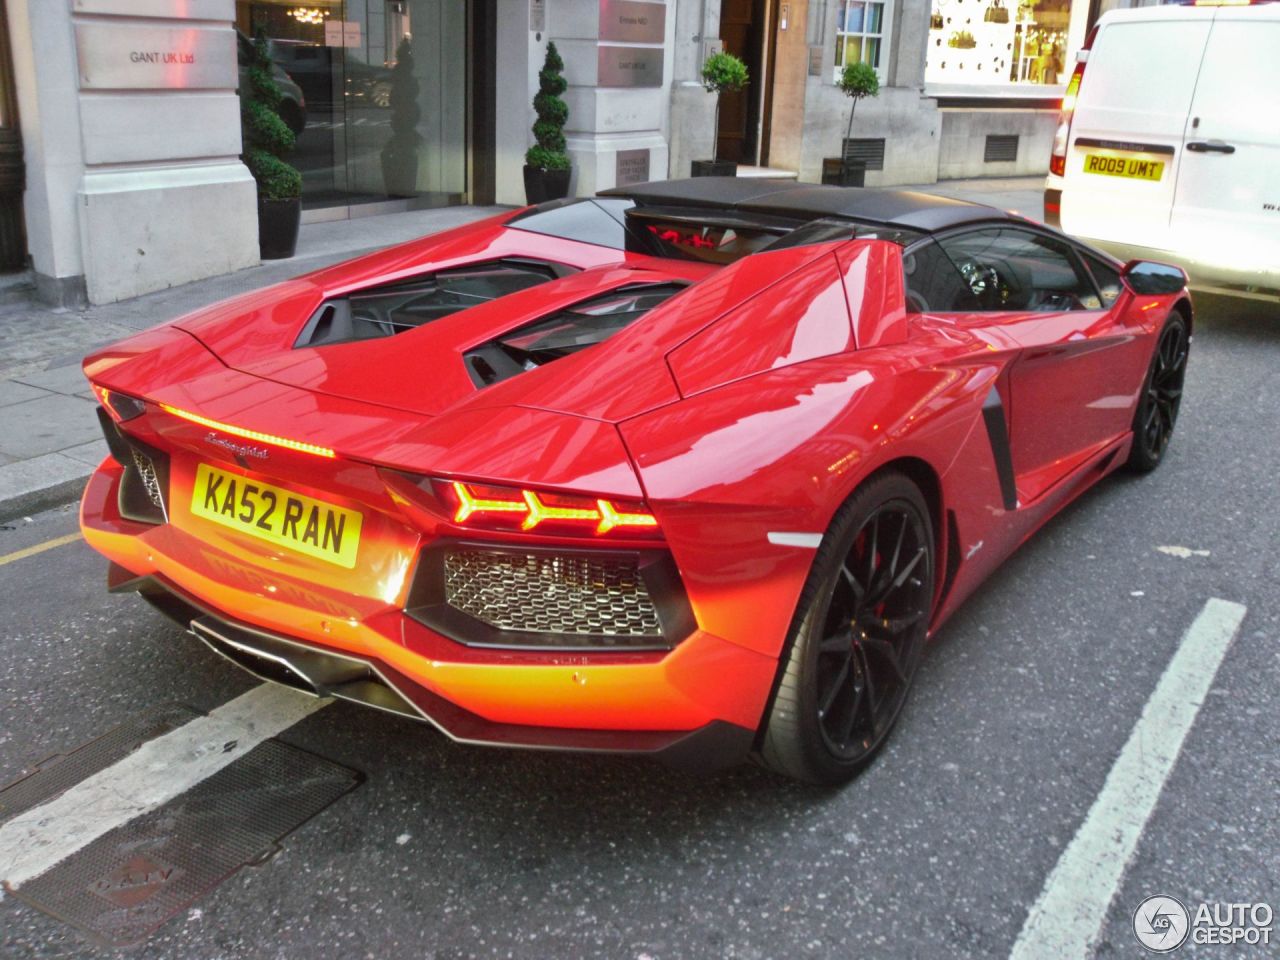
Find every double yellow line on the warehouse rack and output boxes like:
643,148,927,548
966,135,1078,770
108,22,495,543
0,532,82,568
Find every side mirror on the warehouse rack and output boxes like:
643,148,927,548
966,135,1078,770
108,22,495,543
1121,259,1187,296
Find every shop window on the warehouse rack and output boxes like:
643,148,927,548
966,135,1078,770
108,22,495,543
834,0,893,80
925,0,1086,91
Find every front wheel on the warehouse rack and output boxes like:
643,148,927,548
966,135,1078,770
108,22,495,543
1127,313,1189,472
758,472,935,784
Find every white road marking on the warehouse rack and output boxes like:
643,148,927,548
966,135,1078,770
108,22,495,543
0,684,327,889
1009,597,1247,960
1156,545,1211,559
766,532,824,548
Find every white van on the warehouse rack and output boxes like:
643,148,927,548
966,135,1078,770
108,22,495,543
1043,2,1280,302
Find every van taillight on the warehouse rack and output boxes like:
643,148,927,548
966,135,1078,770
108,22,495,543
1049,60,1087,177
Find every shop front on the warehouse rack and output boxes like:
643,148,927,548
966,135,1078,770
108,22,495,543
235,0,485,219
924,0,1090,94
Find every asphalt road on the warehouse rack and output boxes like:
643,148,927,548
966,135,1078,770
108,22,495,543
1,295,1277,959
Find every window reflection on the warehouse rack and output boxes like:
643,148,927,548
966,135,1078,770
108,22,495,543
235,0,465,209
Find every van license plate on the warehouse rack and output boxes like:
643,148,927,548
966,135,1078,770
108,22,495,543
190,463,363,568
1083,154,1164,181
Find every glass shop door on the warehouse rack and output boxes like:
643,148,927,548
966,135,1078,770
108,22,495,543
235,0,468,212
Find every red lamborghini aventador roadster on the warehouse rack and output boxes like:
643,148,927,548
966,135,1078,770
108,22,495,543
80,179,1191,783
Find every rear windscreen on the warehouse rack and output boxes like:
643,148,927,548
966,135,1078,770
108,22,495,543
506,199,796,264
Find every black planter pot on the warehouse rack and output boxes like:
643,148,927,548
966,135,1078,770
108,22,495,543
821,157,867,187
0,130,25,272
523,165,572,205
381,147,419,198
258,196,302,260
691,159,738,178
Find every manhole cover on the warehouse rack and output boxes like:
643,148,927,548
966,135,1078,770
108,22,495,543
0,707,360,947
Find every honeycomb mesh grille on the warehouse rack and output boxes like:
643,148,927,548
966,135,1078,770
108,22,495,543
131,448,164,510
443,550,663,640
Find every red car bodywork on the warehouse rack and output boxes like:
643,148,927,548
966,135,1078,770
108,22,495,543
80,184,1190,767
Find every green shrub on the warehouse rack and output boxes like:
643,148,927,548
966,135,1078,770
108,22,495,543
245,149,302,200
239,30,300,200
526,43,570,170
700,52,749,161
701,51,748,94
837,61,881,154
838,61,880,101
525,145,570,171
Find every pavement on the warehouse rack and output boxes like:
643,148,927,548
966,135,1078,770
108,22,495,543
0,176,1042,523
0,204,506,522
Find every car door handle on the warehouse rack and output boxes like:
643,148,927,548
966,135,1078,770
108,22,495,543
1186,140,1236,154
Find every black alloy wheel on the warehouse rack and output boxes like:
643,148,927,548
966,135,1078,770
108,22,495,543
760,471,935,784
1128,313,1189,472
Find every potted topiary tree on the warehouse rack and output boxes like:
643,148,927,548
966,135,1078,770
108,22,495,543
693,51,748,177
523,42,571,204
241,29,303,259
822,61,880,187
381,37,421,198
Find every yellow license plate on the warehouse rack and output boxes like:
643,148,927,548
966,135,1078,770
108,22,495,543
190,463,363,568
1082,153,1164,181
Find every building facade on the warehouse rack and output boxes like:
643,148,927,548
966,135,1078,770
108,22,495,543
1,0,1153,306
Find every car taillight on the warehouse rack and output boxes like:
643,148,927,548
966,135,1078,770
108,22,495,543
92,384,146,422
158,403,337,458
441,479,662,539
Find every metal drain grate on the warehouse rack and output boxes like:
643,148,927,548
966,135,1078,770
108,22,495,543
0,704,197,822
984,134,1020,163
842,137,886,171
3,722,359,947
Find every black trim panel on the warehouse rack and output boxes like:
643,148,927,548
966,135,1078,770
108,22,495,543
981,387,1019,511
406,540,696,652
108,566,752,769
1073,137,1175,156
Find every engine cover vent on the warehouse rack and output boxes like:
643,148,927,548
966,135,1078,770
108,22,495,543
295,258,573,347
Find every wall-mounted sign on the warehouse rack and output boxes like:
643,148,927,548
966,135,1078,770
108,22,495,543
616,149,650,187
599,0,666,44
324,20,362,47
75,22,235,90
702,38,724,60
808,45,824,76
72,0,228,17
598,45,664,87
530,0,546,32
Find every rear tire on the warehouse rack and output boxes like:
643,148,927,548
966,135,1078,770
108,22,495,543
759,471,935,785
1127,313,1189,473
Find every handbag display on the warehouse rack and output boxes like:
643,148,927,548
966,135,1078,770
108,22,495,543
984,1,1009,23
931,10,944,29
947,30,977,49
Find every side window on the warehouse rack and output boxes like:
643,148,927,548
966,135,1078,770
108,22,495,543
937,228,1100,312
902,240,980,313
1082,254,1123,308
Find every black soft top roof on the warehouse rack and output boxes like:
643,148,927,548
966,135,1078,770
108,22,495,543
598,177,1013,233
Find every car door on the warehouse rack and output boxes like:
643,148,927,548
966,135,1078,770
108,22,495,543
1168,8,1280,282
1059,11,1211,250
925,227,1148,502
